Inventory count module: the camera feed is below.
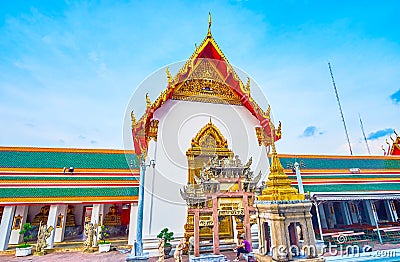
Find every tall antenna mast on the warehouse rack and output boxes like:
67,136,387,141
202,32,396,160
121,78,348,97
358,113,371,155
328,62,353,155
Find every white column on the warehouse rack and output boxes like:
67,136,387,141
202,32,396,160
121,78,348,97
9,206,28,244
325,202,336,228
390,201,399,221
318,203,328,229
46,204,67,248
0,206,16,251
91,204,104,246
54,205,67,243
232,216,238,244
384,200,397,222
128,203,138,245
364,201,376,226
348,202,359,223
341,202,352,225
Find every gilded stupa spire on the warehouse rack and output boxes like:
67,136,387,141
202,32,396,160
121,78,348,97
258,109,305,201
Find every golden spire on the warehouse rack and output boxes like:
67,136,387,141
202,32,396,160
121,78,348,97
258,107,305,201
207,12,212,37
146,93,151,109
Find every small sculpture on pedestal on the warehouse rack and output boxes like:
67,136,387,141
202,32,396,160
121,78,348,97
188,236,194,256
157,239,165,262
35,222,54,255
174,239,185,262
83,223,97,253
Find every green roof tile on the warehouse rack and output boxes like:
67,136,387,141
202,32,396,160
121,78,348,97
278,156,400,170
0,150,139,169
0,187,138,198
303,183,400,192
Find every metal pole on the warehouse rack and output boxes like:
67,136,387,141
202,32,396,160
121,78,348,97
294,162,304,194
148,142,158,234
314,201,324,241
371,201,383,244
328,62,353,155
134,156,146,256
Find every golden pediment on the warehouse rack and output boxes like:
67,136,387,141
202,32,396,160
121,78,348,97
172,59,241,105
190,120,229,150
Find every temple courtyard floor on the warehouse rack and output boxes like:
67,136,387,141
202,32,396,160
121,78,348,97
1,242,399,261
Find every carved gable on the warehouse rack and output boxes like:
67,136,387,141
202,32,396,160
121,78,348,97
172,59,241,105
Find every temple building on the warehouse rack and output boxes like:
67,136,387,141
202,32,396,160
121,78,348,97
0,147,139,251
130,18,280,254
1,18,400,257
278,151,400,240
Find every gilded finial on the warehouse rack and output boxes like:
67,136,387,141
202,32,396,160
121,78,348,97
146,93,151,109
276,121,282,137
131,110,136,126
207,12,212,36
268,120,277,155
195,43,197,49
166,67,172,84
209,116,212,123
265,104,271,118
245,77,251,94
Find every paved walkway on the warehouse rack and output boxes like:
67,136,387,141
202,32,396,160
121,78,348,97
2,242,400,261
0,250,239,262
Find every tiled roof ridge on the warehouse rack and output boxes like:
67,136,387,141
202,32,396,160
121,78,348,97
0,146,135,154
272,153,400,160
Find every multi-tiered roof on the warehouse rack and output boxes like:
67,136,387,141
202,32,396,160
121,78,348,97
131,17,281,156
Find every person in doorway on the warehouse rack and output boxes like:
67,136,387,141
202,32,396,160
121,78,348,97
233,236,250,261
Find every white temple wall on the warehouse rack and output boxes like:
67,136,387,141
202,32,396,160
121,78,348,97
9,205,29,244
142,99,270,239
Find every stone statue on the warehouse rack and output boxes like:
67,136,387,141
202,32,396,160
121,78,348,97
210,155,218,166
174,239,185,262
157,239,165,262
83,223,97,253
234,155,242,167
188,236,194,256
35,222,53,255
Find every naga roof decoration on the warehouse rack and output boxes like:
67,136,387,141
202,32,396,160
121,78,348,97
383,130,400,156
131,18,281,156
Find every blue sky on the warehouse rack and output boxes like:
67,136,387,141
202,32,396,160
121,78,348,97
0,0,399,155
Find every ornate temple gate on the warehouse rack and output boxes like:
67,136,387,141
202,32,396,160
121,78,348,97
187,194,256,256
181,120,260,256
